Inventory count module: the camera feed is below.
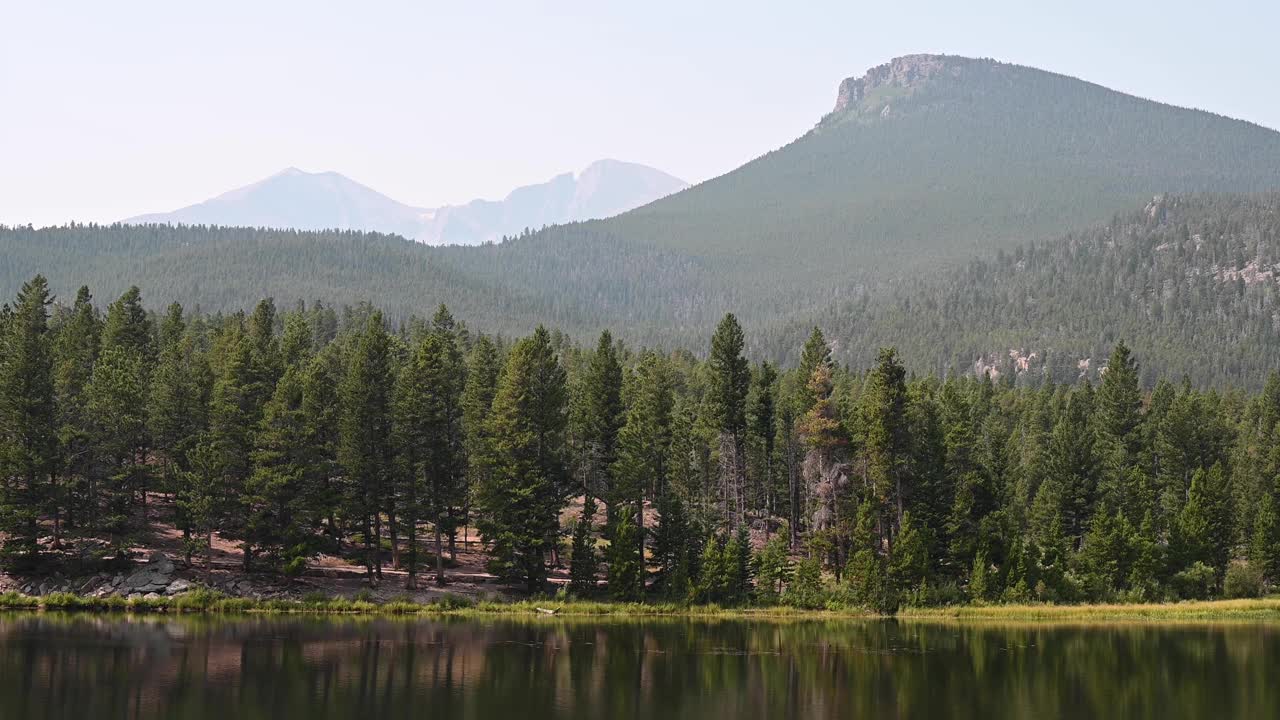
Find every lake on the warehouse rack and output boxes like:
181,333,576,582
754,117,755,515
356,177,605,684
2,613,1277,719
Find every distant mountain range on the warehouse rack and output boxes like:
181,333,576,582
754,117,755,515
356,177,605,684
11,53,1280,385
124,159,688,246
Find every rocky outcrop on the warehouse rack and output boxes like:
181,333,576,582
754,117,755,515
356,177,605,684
17,552,194,599
830,54,968,117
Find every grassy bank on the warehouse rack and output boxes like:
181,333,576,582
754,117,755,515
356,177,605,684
5,591,1280,622
0,591,869,619
899,598,1280,622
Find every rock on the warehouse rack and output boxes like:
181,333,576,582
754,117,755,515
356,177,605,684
165,579,192,595
142,592,161,600
149,552,176,575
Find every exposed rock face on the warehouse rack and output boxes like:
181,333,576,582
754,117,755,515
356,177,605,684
123,552,177,594
831,54,967,117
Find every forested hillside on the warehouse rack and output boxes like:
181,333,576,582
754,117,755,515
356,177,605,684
6,55,1280,385
7,193,1280,388
446,54,1280,328
782,193,1280,387
3,279,1279,607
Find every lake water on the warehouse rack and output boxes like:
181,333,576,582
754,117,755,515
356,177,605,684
2,613,1277,719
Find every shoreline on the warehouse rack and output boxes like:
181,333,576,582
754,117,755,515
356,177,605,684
4,591,1280,622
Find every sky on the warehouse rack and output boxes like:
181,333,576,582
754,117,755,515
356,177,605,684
2,0,1277,228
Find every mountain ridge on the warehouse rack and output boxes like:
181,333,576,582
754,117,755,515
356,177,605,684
124,160,688,245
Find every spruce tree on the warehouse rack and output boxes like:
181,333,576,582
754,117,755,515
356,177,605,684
338,313,394,584
474,327,569,592
0,276,57,563
568,496,599,598
612,351,673,564
460,335,501,557
581,330,624,507
394,331,466,587
708,314,750,529
607,504,644,601
51,286,100,536
246,366,313,573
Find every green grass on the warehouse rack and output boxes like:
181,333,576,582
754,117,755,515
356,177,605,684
898,598,1280,622
0,590,873,619
6,590,1280,623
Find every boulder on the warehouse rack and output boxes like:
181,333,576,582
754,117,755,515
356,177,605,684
165,579,192,595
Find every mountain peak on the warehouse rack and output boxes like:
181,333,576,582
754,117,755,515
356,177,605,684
829,54,980,118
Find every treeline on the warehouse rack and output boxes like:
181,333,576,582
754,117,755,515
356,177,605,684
6,193,1280,388
2,276,1280,608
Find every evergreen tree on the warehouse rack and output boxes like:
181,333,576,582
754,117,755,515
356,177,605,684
85,344,151,554
246,366,313,573
51,286,100,538
338,313,395,584
0,276,57,563
580,330,624,506
474,327,569,592
753,534,791,604
1096,341,1144,517
568,496,599,598
1173,464,1232,583
612,351,673,563
749,361,778,516
862,348,911,544
100,286,152,363
607,504,644,601
394,330,466,587
708,314,750,528
652,488,692,599
460,335,501,557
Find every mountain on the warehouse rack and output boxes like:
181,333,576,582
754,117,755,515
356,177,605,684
421,159,688,245
124,160,687,245
452,53,1280,332
125,168,432,240
13,54,1280,384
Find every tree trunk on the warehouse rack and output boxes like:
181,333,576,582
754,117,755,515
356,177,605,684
434,510,445,586
374,512,384,581
388,505,400,570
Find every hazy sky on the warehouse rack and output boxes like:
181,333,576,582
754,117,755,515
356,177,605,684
3,0,1277,227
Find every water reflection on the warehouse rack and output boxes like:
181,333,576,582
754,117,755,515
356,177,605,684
2,613,1277,719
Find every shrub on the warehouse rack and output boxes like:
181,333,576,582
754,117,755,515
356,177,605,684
1224,562,1264,599
783,556,826,609
1172,562,1216,600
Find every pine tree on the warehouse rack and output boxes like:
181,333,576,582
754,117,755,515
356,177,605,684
753,534,791,604
148,304,202,503
607,504,644,601
652,488,691,599
0,276,57,563
580,330,624,507
862,347,911,545
568,496,599,598
708,314,750,529
749,361,778,517
612,351,673,566
1097,341,1144,516
1173,464,1232,583
85,344,150,555
394,330,466,587
100,286,152,363
338,313,395,584
460,335,501,557
51,286,100,538
246,366,314,573
474,327,569,592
